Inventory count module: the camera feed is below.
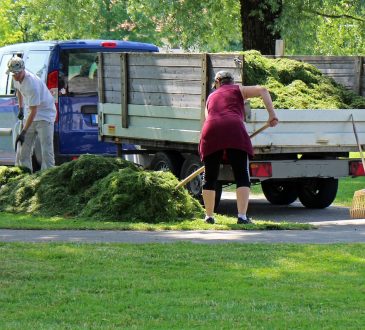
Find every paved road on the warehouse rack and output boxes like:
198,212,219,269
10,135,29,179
0,220,365,244
218,193,353,223
1,193,364,244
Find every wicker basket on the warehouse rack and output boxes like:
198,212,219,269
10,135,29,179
350,189,365,219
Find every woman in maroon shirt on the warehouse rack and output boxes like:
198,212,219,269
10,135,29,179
199,71,278,224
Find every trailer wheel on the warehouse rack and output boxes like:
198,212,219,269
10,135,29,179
261,179,298,205
180,155,222,210
150,152,183,177
298,178,338,209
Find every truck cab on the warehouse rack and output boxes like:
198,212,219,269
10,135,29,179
0,40,158,167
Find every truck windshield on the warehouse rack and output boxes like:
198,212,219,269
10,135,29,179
60,50,98,96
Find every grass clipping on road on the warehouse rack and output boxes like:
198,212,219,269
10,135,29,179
0,155,203,223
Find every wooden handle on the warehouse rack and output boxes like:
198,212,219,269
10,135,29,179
249,123,270,139
176,165,205,189
351,115,365,171
175,123,271,189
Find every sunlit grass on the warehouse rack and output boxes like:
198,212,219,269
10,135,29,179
335,177,365,207
0,212,313,230
0,243,364,329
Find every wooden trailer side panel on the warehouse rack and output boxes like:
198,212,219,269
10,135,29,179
98,52,244,148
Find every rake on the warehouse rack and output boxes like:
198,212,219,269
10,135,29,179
349,115,365,219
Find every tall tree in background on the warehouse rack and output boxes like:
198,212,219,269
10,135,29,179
240,0,282,54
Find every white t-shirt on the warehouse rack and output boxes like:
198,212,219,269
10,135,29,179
14,70,56,123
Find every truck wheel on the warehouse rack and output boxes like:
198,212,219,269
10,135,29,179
180,154,203,200
261,179,298,205
180,155,222,210
298,178,338,209
150,151,183,177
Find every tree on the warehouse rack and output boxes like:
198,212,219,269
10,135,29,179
239,0,365,55
0,0,23,47
0,0,41,45
128,0,242,51
240,0,282,54
278,0,365,55
0,0,363,55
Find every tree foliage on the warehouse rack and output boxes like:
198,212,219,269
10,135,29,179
278,0,365,55
240,0,282,54
0,0,364,55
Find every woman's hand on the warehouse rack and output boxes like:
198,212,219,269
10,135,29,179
268,115,279,127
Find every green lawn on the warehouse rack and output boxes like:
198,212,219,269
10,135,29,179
0,243,364,329
335,176,365,206
0,212,312,230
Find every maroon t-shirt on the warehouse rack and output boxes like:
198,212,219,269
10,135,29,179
199,84,253,160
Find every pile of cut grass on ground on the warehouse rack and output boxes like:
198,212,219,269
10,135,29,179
243,50,365,109
0,155,203,223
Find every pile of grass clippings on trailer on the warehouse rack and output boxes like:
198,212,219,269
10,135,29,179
0,155,203,223
243,50,365,109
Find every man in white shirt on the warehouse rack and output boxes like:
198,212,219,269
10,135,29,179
7,56,56,171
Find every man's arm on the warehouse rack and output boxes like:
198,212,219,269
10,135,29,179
16,90,24,120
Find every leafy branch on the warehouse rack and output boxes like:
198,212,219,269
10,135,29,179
306,9,365,22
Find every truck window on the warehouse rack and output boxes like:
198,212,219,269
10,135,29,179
24,51,50,81
60,50,98,96
0,54,14,95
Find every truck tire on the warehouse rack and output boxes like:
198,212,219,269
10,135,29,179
261,179,298,205
150,151,183,177
180,154,222,210
298,178,338,209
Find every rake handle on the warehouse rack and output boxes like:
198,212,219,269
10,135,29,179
351,115,365,171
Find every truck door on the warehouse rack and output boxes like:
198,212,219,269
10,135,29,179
0,53,20,165
57,49,116,156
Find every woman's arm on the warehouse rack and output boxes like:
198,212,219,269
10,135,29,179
240,85,278,127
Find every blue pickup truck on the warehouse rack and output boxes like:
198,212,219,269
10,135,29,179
0,39,158,167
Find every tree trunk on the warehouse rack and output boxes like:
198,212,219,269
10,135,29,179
240,0,282,55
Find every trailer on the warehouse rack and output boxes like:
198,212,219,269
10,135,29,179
97,52,365,208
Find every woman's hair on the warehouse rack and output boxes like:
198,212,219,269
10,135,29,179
213,71,234,88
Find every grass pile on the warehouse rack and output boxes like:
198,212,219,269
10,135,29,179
243,50,365,109
0,155,203,223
